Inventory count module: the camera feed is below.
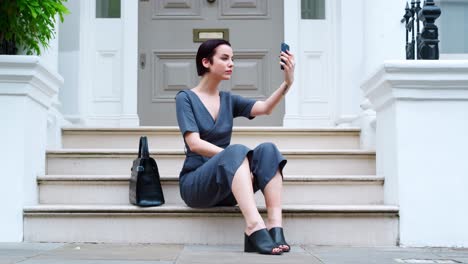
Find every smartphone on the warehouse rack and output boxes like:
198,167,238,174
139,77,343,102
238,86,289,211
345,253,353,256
280,42,290,70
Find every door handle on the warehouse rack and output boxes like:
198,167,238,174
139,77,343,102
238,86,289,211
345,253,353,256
207,0,216,3
140,53,146,70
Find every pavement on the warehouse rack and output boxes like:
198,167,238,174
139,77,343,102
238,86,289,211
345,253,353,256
1,243,468,264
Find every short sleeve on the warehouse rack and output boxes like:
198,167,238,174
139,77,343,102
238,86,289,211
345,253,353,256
175,91,199,136
231,93,257,119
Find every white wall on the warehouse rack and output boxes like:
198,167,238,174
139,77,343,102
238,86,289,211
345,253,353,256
0,56,62,242
40,17,60,73
363,0,407,77
397,100,468,246
363,60,468,247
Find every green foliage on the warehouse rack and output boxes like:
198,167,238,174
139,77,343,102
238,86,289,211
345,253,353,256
0,0,70,55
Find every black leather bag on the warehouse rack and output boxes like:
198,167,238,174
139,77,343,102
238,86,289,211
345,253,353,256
129,136,165,207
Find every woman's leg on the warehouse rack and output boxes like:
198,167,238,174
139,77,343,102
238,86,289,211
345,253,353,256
232,158,282,254
231,157,265,236
264,169,289,251
263,170,283,229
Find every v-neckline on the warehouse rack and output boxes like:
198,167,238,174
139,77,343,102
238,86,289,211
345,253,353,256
188,89,222,124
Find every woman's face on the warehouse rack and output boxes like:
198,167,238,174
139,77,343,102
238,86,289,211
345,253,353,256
203,44,234,80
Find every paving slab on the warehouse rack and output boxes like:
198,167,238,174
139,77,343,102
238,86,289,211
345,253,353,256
429,249,468,264
1,243,467,264
176,244,321,264
182,244,307,253
432,248,468,258
30,243,183,262
19,260,173,264
304,246,466,264
0,243,65,264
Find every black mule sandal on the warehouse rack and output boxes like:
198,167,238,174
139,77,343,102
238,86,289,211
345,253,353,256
269,227,290,252
244,228,283,255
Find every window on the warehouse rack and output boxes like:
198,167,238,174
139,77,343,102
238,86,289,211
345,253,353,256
301,0,326,20
437,0,468,54
96,0,121,18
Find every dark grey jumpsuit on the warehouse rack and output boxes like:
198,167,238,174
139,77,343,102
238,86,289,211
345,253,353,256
175,89,287,208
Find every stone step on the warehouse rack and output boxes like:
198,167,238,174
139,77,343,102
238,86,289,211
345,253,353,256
46,149,376,176
23,204,399,246
61,127,361,150
37,175,384,206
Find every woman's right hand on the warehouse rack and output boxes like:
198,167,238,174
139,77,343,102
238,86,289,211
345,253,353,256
280,51,295,86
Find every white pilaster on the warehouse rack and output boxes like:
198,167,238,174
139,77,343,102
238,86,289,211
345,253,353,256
283,0,301,127
362,60,468,247
120,0,139,127
42,15,70,149
0,56,62,242
334,0,364,126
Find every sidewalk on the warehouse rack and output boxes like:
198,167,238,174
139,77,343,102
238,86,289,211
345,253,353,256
1,243,467,264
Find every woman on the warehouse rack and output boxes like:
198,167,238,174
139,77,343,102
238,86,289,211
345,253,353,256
175,39,295,255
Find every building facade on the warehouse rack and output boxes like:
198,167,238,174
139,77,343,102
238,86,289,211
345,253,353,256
1,0,468,247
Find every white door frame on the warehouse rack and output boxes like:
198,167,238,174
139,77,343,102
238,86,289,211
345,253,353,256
94,0,346,127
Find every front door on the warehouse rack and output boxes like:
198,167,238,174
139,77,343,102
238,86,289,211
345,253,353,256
138,0,284,126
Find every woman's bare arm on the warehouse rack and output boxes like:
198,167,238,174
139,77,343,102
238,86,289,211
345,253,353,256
250,51,295,116
250,82,291,116
184,132,224,157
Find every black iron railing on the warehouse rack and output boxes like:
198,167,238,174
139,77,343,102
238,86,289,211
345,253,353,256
403,0,441,60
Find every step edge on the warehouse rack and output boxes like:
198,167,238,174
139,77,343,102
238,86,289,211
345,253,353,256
62,127,361,133
46,149,376,156
37,175,384,183
23,204,399,215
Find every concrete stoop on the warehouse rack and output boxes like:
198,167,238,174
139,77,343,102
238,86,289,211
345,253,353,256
37,175,384,205
23,127,399,246
23,205,399,246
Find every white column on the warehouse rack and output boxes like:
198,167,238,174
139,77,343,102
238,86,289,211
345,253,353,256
283,0,301,127
362,60,468,247
42,16,70,149
0,56,62,242
334,0,364,126
120,0,139,126
58,0,85,125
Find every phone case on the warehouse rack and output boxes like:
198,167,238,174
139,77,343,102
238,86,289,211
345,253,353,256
281,42,290,70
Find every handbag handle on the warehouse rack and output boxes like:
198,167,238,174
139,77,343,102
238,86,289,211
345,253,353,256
138,136,150,158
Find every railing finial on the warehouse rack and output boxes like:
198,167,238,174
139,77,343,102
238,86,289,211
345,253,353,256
403,0,441,60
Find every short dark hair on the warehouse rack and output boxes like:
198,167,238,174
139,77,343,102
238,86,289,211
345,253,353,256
196,39,231,76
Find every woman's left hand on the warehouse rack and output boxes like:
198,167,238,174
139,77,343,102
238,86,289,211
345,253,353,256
280,51,295,86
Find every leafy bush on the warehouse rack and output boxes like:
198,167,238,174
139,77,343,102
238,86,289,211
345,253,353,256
0,0,69,55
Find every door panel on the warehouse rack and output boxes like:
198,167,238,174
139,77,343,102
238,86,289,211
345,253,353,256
138,0,284,126
219,0,268,18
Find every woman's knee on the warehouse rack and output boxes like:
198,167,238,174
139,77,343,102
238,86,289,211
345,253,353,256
232,157,253,185
237,157,250,174
256,142,279,152
225,144,250,154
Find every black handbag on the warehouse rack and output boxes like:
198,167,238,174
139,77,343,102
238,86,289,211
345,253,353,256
129,136,165,207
